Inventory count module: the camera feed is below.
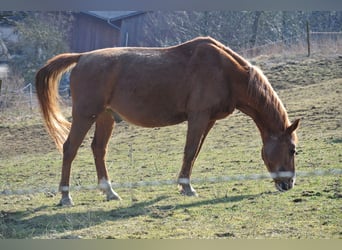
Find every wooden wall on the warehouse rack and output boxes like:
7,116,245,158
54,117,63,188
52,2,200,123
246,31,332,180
71,13,120,52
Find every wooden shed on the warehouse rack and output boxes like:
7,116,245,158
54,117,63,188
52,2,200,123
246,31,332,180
71,11,147,52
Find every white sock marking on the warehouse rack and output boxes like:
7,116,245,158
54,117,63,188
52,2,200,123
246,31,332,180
99,177,112,191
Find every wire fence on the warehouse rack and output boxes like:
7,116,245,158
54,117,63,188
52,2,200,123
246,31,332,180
0,82,34,109
0,82,70,112
240,31,342,58
1,168,341,196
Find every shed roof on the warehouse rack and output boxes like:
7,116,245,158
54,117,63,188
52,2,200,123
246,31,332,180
85,11,145,21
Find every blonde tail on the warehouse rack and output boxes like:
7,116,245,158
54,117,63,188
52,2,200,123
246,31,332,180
35,53,81,151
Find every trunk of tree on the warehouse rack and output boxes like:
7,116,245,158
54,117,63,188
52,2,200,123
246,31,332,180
250,11,262,47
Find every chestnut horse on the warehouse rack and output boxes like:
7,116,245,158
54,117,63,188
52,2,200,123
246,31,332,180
36,37,300,206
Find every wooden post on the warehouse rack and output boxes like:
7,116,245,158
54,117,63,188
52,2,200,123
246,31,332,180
29,83,33,110
0,79,2,95
306,21,311,57
125,32,129,47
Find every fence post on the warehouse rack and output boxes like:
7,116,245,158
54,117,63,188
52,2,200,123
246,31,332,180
306,21,311,57
29,83,33,110
0,79,2,95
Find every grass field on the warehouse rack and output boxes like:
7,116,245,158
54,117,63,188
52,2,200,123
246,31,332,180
0,53,341,239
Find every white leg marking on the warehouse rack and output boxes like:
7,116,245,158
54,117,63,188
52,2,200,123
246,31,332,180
99,177,112,191
99,177,121,200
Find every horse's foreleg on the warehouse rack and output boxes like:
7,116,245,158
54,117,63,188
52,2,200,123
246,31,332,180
59,115,94,206
91,111,121,201
178,115,215,196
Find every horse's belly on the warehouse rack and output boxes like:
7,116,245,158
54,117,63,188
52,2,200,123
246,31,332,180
116,109,187,127
110,98,187,128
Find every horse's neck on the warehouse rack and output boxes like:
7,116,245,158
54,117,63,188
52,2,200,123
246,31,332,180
236,89,290,142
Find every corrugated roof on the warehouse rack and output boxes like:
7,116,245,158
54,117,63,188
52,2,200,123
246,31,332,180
85,11,144,21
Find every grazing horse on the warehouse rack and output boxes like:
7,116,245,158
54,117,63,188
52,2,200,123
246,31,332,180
35,37,300,206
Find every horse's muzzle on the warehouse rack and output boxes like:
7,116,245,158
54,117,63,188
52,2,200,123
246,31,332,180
274,178,295,192
270,171,295,191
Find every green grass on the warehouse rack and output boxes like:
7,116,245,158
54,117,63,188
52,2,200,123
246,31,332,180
0,176,340,239
0,55,341,239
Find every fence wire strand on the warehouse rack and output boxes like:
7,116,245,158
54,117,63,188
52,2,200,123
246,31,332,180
1,168,341,196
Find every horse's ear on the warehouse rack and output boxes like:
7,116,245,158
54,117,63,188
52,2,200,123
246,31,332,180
286,118,300,134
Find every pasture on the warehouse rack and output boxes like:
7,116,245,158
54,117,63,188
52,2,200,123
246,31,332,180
0,53,341,239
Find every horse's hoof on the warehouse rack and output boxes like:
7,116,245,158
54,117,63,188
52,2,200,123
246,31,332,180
104,187,122,201
58,197,74,206
107,192,122,201
179,184,199,197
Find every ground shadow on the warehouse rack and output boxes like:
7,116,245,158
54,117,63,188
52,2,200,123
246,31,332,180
2,193,258,238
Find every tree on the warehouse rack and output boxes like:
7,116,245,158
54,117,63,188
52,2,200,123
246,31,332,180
8,12,73,85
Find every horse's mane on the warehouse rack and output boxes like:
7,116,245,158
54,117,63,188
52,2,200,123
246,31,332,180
202,36,290,131
247,65,290,131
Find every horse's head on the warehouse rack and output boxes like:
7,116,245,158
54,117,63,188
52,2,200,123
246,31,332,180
261,119,300,191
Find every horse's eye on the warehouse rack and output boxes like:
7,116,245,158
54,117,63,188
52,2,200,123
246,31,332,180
289,148,297,156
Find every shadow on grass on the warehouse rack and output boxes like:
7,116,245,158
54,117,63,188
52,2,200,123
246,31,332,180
2,193,257,238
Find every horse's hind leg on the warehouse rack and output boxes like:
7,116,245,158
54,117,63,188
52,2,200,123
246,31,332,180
91,111,121,201
59,115,94,206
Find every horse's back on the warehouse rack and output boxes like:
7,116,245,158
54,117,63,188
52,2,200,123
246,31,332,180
68,37,235,127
